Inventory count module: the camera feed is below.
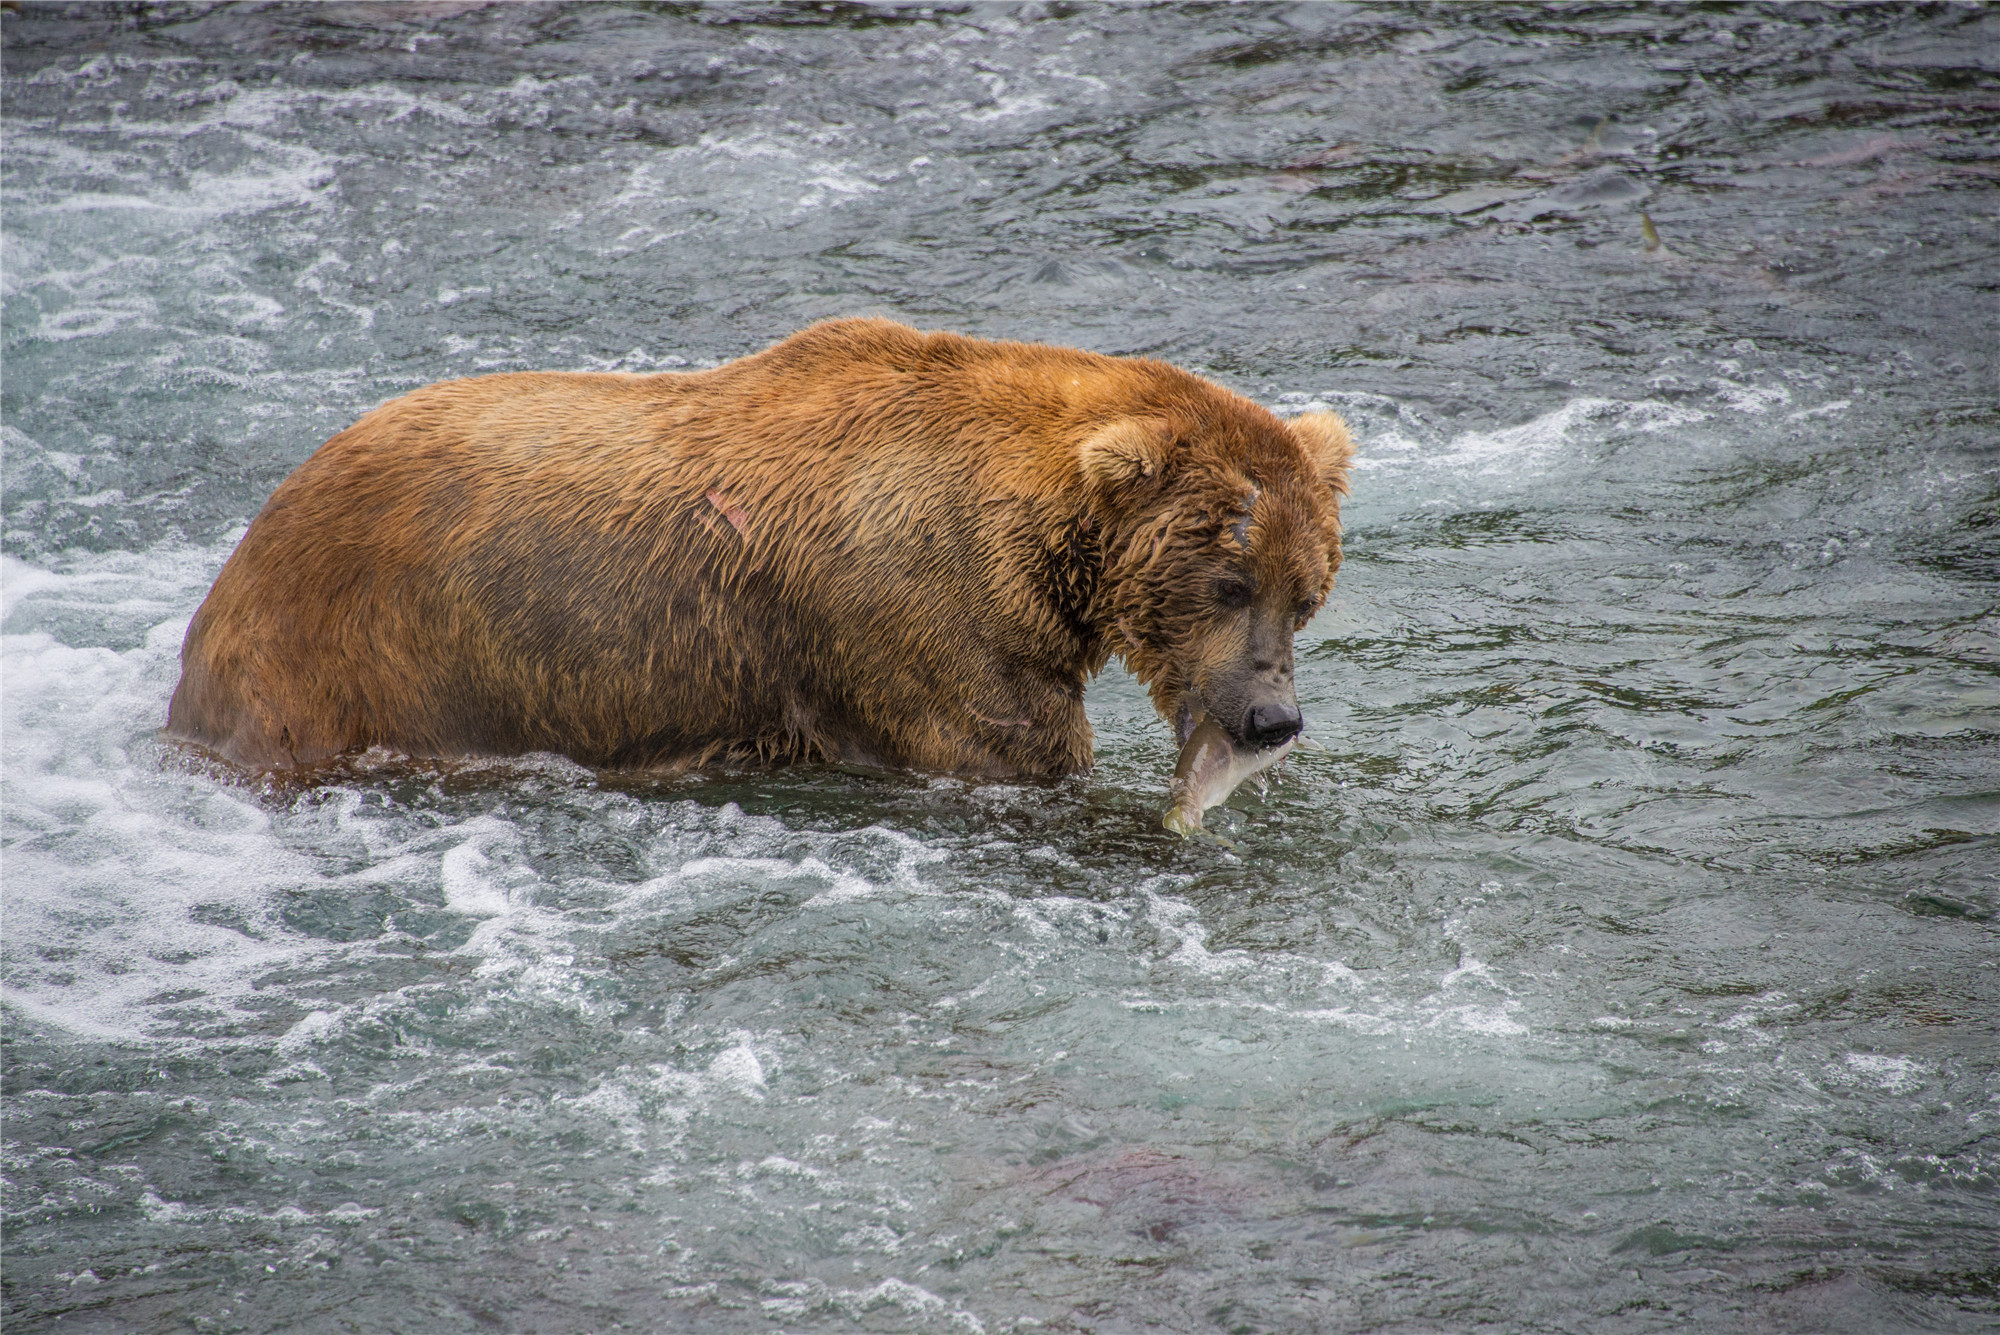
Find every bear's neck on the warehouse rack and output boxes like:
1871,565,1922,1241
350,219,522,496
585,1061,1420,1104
1039,510,1101,641
1012,503,1121,692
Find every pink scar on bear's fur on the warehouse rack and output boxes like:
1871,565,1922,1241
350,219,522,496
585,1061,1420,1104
705,488,750,535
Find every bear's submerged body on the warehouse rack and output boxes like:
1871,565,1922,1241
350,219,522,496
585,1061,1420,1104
168,320,1352,781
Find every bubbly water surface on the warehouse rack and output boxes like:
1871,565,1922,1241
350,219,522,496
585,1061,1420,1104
4,5,1996,1332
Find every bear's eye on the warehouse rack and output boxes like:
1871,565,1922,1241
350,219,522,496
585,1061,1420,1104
1216,577,1254,610
1295,598,1319,625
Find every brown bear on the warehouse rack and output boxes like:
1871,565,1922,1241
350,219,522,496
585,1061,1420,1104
166,318,1354,779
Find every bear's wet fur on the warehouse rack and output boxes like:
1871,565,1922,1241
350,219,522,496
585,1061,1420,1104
167,319,1353,776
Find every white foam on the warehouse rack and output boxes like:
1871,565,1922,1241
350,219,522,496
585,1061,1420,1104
1290,1005,1400,1036
1279,393,1686,492
7,126,338,226
1709,377,1791,414
439,823,517,918
1443,397,1709,471
1440,956,1507,992
1,553,70,619
274,1009,340,1057
136,1190,378,1229
708,1040,769,1100
758,1275,983,1331
1131,887,1536,1044
0,544,353,1040
1145,891,1256,976
1837,1053,1926,1094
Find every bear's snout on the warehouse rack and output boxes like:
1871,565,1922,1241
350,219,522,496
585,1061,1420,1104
1243,700,1303,748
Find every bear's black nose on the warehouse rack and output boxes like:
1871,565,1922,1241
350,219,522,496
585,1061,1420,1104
1244,702,1303,748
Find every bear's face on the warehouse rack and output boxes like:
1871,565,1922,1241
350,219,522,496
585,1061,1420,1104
1083,409,1354,750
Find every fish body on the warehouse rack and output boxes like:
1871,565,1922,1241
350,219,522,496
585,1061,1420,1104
1163,716,1295,837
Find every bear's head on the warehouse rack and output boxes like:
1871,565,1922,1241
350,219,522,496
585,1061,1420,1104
1081,404,1354,751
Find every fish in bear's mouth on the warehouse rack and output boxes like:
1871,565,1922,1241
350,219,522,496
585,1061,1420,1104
1162,710,1297,838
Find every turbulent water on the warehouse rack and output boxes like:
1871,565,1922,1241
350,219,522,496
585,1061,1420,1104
4,4,1997,1331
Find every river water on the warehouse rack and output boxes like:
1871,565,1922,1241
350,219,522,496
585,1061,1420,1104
4,4,1996,1332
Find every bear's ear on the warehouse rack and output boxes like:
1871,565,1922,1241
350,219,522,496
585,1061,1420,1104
1079,417,1174,495
1288,411,1355,498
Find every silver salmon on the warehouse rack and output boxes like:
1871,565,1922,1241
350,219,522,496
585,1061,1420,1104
1162,716,1295,837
